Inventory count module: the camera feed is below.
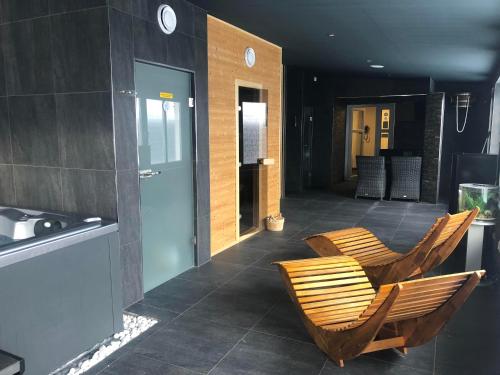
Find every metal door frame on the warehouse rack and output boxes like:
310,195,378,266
235,80,265,241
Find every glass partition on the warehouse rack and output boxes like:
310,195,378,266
242,101,268,165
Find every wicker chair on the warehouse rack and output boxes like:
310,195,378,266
390,157,422,201
355,156,386,200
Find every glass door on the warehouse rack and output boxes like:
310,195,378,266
135,62,194,293
238,87,267,236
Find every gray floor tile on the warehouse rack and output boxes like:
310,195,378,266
250,245,317,272
84,324,165,375
363,338,435,373
234,234,289,251
126,302,179,323
378,200,411,208
320,356,432,374
221,267,288,304
181,288,276,329
369,207,408,216
143,278,215,313
362,211,404,222
402,213,439,225
292,220,355,240
101,353,199,375
398,219,434,232
212,246,269,266
175,261,246,287
259,220,309,238
134,315,247,373
434,332,499,375
210,331,325,375
252,300,312,343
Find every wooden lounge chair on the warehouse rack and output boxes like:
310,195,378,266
304,209,478,285
274,255,485,367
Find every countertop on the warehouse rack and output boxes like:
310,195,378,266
0,222,118,269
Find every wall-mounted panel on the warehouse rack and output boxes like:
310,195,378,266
208,16,282,253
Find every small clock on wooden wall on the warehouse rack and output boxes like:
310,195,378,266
245,47,256,68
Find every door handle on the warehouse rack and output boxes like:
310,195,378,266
139,169,162,179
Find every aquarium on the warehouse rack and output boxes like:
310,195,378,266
458,183,499,222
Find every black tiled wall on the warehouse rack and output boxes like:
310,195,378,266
0,0,210,309
421,93,445,203
109,0,210,307
0,2,116,218
331,103,347,186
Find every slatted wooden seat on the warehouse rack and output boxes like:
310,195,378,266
274,255,484,367
304,209,478,285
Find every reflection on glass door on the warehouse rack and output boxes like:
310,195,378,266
135,62,194,293
238,87,267,236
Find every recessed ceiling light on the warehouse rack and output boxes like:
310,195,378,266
328,33,335,37
370,64,384,69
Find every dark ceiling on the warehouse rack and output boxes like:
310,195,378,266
190,0,500,82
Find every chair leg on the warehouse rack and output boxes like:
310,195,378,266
396,347,408,355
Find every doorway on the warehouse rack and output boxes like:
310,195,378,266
238,86,268,236
345,103,395,180
135,61,195,293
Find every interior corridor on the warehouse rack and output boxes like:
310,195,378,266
84,193,499,375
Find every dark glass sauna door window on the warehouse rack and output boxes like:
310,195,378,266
239,87,267,236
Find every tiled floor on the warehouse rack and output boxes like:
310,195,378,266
87,191,500,375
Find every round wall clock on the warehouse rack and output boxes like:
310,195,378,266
245,47,256,68
157,5,177,35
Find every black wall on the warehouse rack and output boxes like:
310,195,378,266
109,0,210,307
283,67,303,194
284,65,496,205
436,81,494,203
0,0,210,308
0,2,116,217
338,95,427,153
284,66,431,193
421,93,445,203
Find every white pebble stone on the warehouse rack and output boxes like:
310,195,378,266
57,313,158,375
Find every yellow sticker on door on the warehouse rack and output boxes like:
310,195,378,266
160,92,174,99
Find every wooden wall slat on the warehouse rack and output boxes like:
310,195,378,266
208,16,283,254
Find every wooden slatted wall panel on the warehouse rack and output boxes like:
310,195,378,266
208,16,283,254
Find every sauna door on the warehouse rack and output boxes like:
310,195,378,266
238,87,267,236
135,62,195,293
